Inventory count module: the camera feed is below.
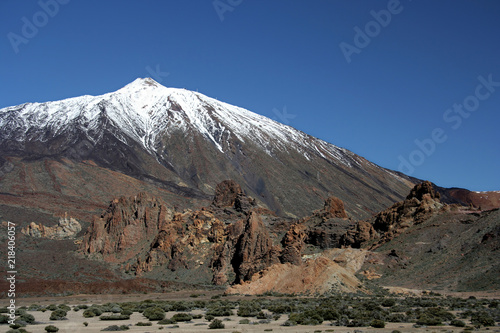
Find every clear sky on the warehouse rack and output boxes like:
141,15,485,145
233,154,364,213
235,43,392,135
1,0,499,191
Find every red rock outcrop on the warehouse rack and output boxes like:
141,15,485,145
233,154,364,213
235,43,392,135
81,192,173,262
232,212,280,283
212,180,243,207
341,181,444,249
280,223,307,265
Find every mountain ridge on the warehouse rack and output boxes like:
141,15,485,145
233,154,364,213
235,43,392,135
0,77,417,219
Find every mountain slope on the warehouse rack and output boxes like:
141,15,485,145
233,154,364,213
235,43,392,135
0,78,415,219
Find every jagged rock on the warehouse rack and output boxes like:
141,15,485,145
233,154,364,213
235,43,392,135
342,181,444,249
280,223,307,265
232,212,280,283
314,196,348,219
234,194,256,212
212,180,242,207
340,221,378,248
81,192,174,261
406,180,440,201
21,214,81,239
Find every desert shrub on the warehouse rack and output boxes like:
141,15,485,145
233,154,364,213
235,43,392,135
415,315,442,326
206,306,233,317
44,325,59,332
100,315,130,321
370,319,385,328
83,309,96,318
111,306,122,314
450,319,466,327
7,329,30,333
57,304,71,312
209,319,225,329
387,313,407,323
120,309,133,316
471,311,495,327
171,301,190,312
347,318,369,327
192,314,203,319
16,312,35,326
49,309,67,321
205,314,215,321
282,320,295,326
135,322,152,326
239,318,250,324
382,298,396,307
158,318,177,325
28,304,42,311
289,311,323,325
256,311,271,319
102,325,129,331
143,307,165,321
172,313,193,322
46,305,58,311
425,307,455,321
0,314,10,323
268,301,294,314
83,322,88,326
237,301,261,317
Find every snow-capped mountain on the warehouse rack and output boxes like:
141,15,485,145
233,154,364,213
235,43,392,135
0,78,415,218
1,78,357,165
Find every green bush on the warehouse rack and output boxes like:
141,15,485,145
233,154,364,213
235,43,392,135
382,298,396,307
102,325,129,331
135,322,152,326
172,313,193,322
158,318,177,325
370,319,385,328
471,311,495,327
45,325,59,332
239,318,250,324
416,315,442,326
100,315,130,321
143,307,165,321
209,319,225,329
450,319,466,327
205,314,214,321
19,313,35,324
289,311,323,325
49,309,67,321
7,329,31,333
83,309,96,318
57,304,71,312
47,305,58,311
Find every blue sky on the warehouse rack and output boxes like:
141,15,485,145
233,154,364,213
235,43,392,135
1,0,499,191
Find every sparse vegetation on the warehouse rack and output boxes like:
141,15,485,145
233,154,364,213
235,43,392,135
209,318,225,329
142,306,165,321
49,309,67,321
101,325,129,331
44,325,59,332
